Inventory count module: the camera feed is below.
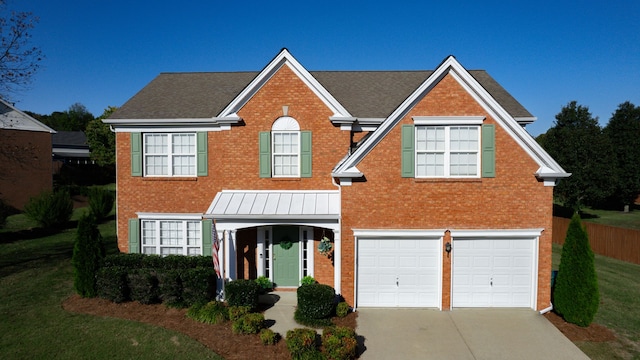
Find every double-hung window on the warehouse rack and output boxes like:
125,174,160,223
141,219,202,256
272,131,300,177
415,126,479,177
259,116,312,178
143,133,196,176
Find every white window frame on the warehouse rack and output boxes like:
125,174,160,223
271,116,301,178
139,216,203,256
143,132,197,177
413,117,483,179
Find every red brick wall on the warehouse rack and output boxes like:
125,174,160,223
0,129,53,210
339,74,554,310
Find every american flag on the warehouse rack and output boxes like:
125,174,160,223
212,220,221,278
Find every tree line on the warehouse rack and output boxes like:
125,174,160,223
537,101,640,211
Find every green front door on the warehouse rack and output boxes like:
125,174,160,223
273,226,299,287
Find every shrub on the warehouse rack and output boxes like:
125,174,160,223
232,313,265,334
297,284,335,320
127,269,159,304
96,266,128,303
187,301,228,324
71,215,105,297
554,212,600,327
259,328,279,345
286,328,319,359
228,305,251,321
255,276,273,293
336,302,350,318
157,269,183,307
301,275,317,285
23,190,73,228
0,198,12,229
103,253,145,269
88,187,114,221
226,279,261,311
181,267,215,306
322,326,357,360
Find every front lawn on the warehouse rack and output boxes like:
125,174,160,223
0,216,222,360
552,243,640,359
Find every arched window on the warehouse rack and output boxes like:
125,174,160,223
271,117,300,177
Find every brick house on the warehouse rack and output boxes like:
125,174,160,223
105,49,569,311
0,99,56,210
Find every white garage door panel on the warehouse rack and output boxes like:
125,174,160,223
452,238,535,308
358,238,440,307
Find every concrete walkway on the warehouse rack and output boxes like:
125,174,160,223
261,293,588,360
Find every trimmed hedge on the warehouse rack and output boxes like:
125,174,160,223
127,269,159,304
225,279,261,311
297,283,335,320
181,267,215,306
96,266,128,303
157,269,183,307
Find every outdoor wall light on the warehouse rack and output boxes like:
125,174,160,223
445,242,452,253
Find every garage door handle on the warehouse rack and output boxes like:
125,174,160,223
396,277,399,287
490,277,493,287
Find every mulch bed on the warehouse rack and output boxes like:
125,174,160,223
62,295,357,360
543,311,616,342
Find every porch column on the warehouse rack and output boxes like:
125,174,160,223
225,230,238,281
333,228,341,294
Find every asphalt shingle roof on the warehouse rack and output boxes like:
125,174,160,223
110,69,533,120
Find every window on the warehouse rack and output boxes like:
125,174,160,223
143,133,196,176
141,220,202,255
259,117,312,178
415,125,480,178
273,131,300,177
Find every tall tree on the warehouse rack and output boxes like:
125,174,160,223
31,103,95,131
85,106,117,166
604,101,640,209
539,101,617,210
0,1,43,100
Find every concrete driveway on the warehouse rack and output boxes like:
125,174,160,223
356,308,589,360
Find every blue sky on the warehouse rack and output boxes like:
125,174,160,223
9,0,640,136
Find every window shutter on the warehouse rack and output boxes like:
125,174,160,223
401,124,415,177
482,124,496,178
128,218,140,253
202,219,212,256
197,132,208,176
131,133,142,177
300,131,312,178
259,132,271,178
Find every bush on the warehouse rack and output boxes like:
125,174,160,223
260,328,280,345
187,301,228,324
226,279,261,311
96,266,128,303
232,313,265,334
71,215,105,297
157,269,183,307
23,190,73,228
255,276,273,293
0,198,12,229
322,326,357,360
286,328,319,359
554,212,600,327
297,284,335,320
301,276,317,285
228,306,251,321
127,269,159,304
181,267,215,306
336,302,350,318
88,187,114,221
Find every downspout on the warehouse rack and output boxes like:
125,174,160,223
331,176,342,296
539,303,553,315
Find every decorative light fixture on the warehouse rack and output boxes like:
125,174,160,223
445,242,452,253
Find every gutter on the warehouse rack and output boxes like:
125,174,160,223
539,303,553,315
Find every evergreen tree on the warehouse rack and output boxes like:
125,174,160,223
71,215,105,297
603,101,640,209
553,213,599,327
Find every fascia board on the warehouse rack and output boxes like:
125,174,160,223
353,229,446,238
217,49,352,118
136,212,203,220
0,98,56,133
449,229,544,238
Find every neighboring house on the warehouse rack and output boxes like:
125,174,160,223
105,49,569,311
0,98,56,210
52,131,91,173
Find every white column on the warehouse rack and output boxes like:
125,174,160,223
333,228,341,294
225,230,237,281
257,228,265,277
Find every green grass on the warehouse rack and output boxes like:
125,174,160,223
580,207,640,230
0,214,223,360
552,243,640,359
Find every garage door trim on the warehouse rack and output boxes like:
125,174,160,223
354,229,445,310
450,229,542,310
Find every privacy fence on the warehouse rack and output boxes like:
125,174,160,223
552,217,640,265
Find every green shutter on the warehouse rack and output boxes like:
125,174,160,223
401,125,415,178
482,124,496,178
131,133,142,177
202,219,212,256
300,131,312,178
128,218,140,253
197,132,208,176
259,131,271,178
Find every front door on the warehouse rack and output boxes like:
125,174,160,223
272,226,300,287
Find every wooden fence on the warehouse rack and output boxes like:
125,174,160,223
552,217,640,265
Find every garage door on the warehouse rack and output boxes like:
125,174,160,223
452,238,535,308
357,238,440,307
